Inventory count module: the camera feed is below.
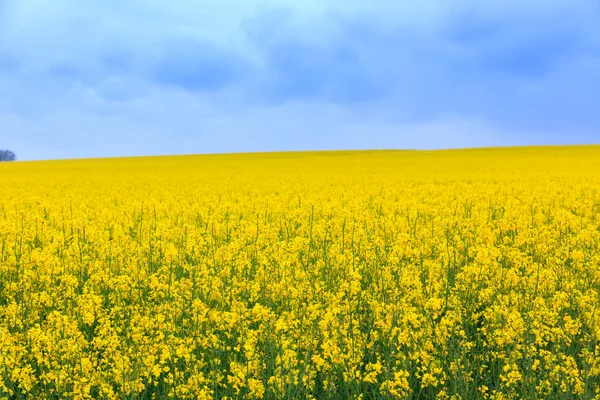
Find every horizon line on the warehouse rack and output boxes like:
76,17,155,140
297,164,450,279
3,143,600,163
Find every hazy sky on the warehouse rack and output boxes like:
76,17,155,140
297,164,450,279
1,1,599,160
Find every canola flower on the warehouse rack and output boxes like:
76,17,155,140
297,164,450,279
1,146,600,399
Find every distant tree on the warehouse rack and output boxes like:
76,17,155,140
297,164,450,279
0,149,16,161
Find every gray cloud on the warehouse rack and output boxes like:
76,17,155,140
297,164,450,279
1,0,600,160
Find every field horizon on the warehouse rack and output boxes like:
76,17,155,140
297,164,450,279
4,143,600,164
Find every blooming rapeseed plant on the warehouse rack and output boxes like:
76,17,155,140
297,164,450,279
1,146,600,398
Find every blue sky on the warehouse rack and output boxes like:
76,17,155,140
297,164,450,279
1,1,599,160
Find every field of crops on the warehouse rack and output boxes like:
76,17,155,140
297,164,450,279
1,146,600,399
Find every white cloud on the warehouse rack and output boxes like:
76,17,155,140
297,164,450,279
0,83,558,160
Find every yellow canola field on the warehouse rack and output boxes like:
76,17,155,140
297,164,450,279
1,147,600,399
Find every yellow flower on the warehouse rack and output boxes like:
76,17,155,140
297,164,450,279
2,146,599,398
